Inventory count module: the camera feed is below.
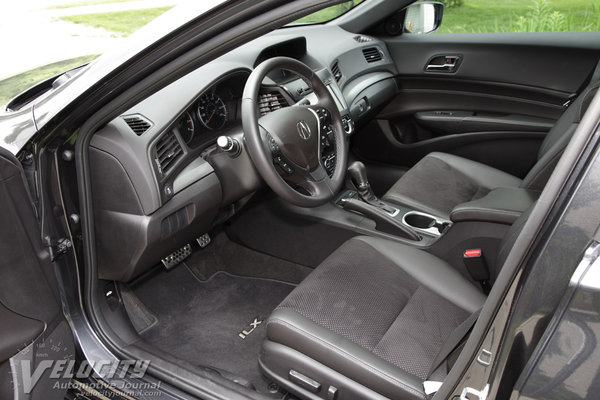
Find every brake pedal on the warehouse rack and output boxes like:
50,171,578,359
161,244,192,269
196,233,211,248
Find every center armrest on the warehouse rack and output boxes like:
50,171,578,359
450,187,540,224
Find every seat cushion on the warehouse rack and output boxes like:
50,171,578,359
383,152,522,218
260,236,485,400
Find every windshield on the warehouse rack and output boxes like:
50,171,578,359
289,0,365,25
0,0,363,108
0,0,179,107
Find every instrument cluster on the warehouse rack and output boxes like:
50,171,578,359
175,72,248,149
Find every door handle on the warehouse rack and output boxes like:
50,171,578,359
425,55,461,73
426,63,456,71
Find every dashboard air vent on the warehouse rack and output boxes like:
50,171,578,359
258,92,289,116
354,35,373,43
363,47,383,63
123,114,152,136
331,62,342,82
154,132,183,174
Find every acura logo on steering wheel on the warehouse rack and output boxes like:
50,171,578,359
296,121,312,140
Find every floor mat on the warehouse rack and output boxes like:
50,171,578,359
132,266,294,394
184,232,312,284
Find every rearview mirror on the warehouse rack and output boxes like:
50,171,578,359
403,1,444,34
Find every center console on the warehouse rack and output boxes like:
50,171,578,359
335,189,452,243
337,161,451,244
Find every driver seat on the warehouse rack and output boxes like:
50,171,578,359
259,207,528,400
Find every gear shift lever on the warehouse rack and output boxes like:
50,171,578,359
347,161,397,214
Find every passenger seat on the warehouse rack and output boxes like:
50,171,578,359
381,66,600,219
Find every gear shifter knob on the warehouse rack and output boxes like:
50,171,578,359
347,161,369,190
347,161,397,214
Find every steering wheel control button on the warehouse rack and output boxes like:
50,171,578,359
274,156,293,174
314,107,331,124
267,134,281,154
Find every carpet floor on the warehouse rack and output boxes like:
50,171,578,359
132,265,295,395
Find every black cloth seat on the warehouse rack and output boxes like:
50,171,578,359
259,235,487,400
382,77,599,218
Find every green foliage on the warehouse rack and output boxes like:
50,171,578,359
60,6,172,36
438,0,600,33
294,0,364,24
436,0,463,9
48,0,130,9
514,0,566,31
0,55,98,107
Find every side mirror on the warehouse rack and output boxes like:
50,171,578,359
403,1,444,34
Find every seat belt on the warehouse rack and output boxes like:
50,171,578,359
427,308,481,378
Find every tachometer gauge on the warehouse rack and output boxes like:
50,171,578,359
178,112,195,144
197,92,228,130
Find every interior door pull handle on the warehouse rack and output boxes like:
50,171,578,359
425,55,461,73
426,63,455,71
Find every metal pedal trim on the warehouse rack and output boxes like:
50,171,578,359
161,243,192,269
196,233,211,248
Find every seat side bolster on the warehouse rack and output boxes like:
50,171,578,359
267,308,425,400
354,236,486,313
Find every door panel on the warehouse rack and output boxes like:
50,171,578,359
353,31,600,176
0,147,75,400
390,33,600,93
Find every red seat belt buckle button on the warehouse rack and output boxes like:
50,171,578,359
464,249,482,258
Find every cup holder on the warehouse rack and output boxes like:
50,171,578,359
403,211,450,236
404,213,435,229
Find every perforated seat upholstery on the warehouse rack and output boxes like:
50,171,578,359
382,77,600,218
260,236,486,400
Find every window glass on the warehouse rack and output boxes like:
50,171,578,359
290,0,365,25
438,0,600,33
0,1,173,107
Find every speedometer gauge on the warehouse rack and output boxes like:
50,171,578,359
197,92,228,130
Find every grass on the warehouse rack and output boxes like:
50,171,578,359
60,6,172,36
439,0,600,33
0,55,98,107
48,0,132,9
1,5,170,107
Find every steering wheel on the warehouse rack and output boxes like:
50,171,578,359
242,57,348,207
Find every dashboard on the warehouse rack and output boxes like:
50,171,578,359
88,25,400,282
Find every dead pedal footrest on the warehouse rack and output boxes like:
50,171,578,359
161,243,192,269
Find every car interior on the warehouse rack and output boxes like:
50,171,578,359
79,1,600,399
